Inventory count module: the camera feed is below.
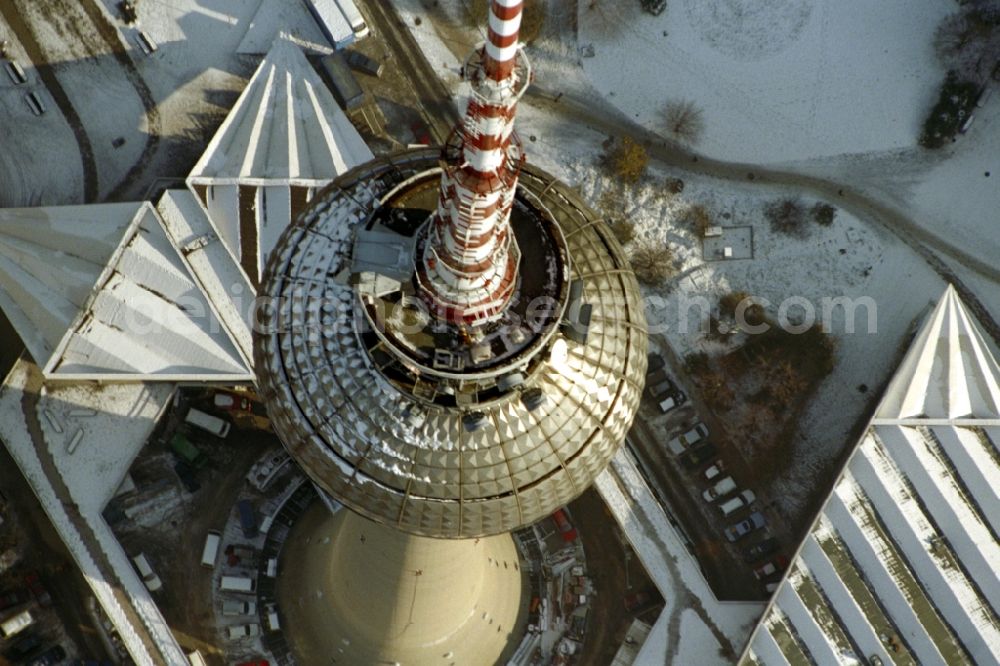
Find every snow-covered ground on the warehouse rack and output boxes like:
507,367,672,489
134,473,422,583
578,0,954,163
517,99,946,513
0,14,83,206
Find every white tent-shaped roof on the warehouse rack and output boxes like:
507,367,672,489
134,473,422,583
0,202,253,382
740,286,1000,666
189,38,373,186
877,285,1000,420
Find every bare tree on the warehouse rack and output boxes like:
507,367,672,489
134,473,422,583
629,240,674,285
933,2,1000,81
664,99,706,145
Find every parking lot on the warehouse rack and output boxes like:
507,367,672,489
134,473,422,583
627,342,794,601
105,388,280,665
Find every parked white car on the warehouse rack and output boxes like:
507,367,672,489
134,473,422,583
227,623,260,640
668,422,708,455
702,476,736,502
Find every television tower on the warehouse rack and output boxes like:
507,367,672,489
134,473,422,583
256,1,648,661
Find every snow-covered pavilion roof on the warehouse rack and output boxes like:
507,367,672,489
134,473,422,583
740,286,1000,666
189,39,373,186
0,202,252,382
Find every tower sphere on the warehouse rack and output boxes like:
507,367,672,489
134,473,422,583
255,150,648,538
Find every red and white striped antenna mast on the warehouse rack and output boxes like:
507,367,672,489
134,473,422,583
416,0,531,326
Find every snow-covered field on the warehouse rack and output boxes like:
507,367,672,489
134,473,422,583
516,100,946,511
0,16,83,206
578,0,954,163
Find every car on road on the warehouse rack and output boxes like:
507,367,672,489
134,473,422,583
227,624,261,640
235,660,269,666
668,422,708,455
4,60,27,85
679,443,717,470
724,511,766,542
647,353,665,373
702,476,737,502
753,556,789,580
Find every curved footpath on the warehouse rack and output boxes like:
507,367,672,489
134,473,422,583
525,83,1000,344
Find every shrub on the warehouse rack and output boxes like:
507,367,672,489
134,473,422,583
684,351,711,376
718,291,751,319
665,177,685,194
811,202,836,227
919,71,979,149
687,204,712,237
609,219,636,245
608,137,649,183
663,99,705,145
629,240,673,285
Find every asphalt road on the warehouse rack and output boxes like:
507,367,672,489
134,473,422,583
363,0,459,145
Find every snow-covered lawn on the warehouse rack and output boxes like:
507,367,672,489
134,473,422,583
517,100,946,512
578,0,954,163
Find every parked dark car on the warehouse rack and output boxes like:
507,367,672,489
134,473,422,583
27,645,66,666
173,461,201,493
743,537,779,563
343,49,383,77
0,588,30,611
725,511,766,542
237,499,258,539
23,572,51,607
679,442,717,470
3,631,41,660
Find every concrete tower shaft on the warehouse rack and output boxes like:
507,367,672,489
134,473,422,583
418,0,530,325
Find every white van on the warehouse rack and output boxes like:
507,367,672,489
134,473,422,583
702,476,736,502
222,599,256,616
187,650,208,666
132,553,163,592
0,610,33,638
719,490,756,516
265,603,280,631
227,623,260,640
201,530,221,569
219,576,255,593
185,408,231,438
266,557,278,578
